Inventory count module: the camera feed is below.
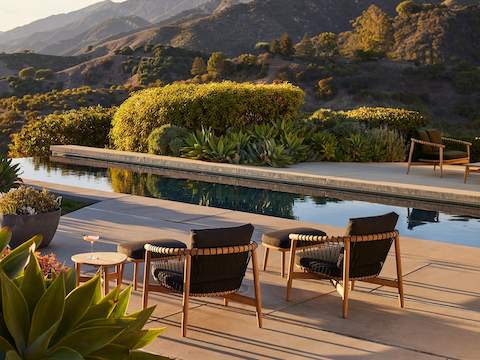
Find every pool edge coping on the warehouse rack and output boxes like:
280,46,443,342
49,145,480,208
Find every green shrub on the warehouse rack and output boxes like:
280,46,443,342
317,77,335,99
10,106,115,157
0,186,61,215
309,106,428,137
111,82,304,152
309,132,337,161
0,156,22,193
147,124,189,156
396,0,423,16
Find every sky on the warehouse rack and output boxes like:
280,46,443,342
0,0,124,32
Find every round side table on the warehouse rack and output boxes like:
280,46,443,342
71,252,127,295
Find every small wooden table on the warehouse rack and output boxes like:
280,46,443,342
71,252,127,295
464,162,480,183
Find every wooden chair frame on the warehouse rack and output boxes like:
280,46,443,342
286,231,404,319
407,137,471,177
142,242,263,337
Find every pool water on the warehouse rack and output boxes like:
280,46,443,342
13,157,480,248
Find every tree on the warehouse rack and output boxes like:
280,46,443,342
18,66,35,79
270,39,280,54
191,57,207,76
279,32,294,57
207,52,226,75
345,5,394,55
396,0,423,16
255,41,271,52
295,33,315,58
313,32,338,58
35,68,54,80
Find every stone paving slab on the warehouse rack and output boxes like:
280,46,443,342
39,186,480,359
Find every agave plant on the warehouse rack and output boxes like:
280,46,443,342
0,157,22,193
0,228,167,360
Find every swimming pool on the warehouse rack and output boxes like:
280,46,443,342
13,157,480,248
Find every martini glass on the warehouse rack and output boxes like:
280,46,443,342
83,235,100,260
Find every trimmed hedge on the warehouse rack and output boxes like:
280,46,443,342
10,106,115,157
309,106,429,137
111,82,305,152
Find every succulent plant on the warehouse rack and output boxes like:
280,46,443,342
0,187,61,216
0,157,22,194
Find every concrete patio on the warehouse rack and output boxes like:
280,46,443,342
35,182,480,360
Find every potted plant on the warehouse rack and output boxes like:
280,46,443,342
0,186,62,248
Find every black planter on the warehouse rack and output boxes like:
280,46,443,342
0,209,61,249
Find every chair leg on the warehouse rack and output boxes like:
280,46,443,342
251,249,263,328
342,240,351,319
286,241,297,301
262,247,270,271
394,236,405,308
439,148,444,178
224,298,229,306
281,251,286,278
406,141,415,174
142,251,151,309
133,262,139,291
351,281,355,291
182,255,192,337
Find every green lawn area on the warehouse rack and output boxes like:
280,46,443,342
61,197,93,215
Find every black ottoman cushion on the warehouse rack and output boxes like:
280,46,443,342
262,227,327,249
117,239,186,260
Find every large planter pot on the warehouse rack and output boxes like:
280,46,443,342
0,209,61,249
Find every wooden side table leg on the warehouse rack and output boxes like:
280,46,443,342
103,266,109,295
117,263,124,288
75,262,81,287
464,166,469,184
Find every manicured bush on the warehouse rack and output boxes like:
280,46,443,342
9,106,115,157
309,106,428,137
111,82,305,152
147,124,189,156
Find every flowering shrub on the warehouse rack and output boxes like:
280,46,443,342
35,252,68,276
1,248,67,277
0,186,61,215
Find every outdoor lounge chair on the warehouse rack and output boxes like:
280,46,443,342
406,129,471,177
286,212,404,318
142,224,262,337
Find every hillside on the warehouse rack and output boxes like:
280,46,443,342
41,16,151,56
393,4,480,64
0,0,217,54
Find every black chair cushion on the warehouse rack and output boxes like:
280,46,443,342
345,212,399,279
117,239,186,260
419,150,468,161
262,227,327,249
152,224,254,295
152,257,253,294
427,129,442,145
295,244,343,278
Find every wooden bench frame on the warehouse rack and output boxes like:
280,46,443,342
407,137,471,177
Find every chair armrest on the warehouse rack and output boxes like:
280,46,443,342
442,137,472,146
289,231,399,244
145,242,257,256
410,138,445,148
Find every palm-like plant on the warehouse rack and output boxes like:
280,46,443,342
0,157,22,193
0,228,167,360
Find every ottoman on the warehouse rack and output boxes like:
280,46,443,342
117,239,187,290
261,227,327,277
